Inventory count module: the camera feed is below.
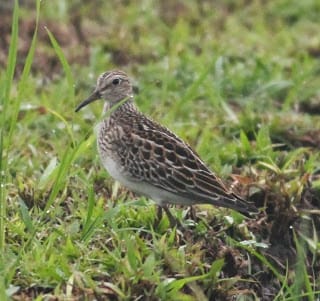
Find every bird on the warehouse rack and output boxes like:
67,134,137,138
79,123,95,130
75,70,258,225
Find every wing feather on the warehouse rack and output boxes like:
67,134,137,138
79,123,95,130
115,116,236,203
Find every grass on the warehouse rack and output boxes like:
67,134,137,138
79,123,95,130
1,0,320,300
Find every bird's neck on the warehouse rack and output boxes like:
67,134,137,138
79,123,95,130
102,96,137,117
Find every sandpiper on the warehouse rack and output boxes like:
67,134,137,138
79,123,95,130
75,70,258,224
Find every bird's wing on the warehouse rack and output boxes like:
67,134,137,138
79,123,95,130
114,116,257,214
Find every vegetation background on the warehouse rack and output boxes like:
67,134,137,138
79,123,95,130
0,0,320,300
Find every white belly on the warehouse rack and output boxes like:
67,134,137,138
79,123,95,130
100,155,129,184
99,153,193,207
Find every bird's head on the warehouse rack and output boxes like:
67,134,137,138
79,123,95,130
75,70,133,112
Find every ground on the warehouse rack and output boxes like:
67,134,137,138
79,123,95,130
1,1,320,300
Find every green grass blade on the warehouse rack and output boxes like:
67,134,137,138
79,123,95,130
292,229,314,301
235,241,289,290
166,258,224,294
45,27,74,105
45,26,75,148
0,1,41,290
7,0,40,150
0,1,19,299
46,107,76,149
18,199,35,232
44,146,76,211
0,0,19,254
1,0,18,108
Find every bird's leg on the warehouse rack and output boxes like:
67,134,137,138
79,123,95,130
156,205,163,222
155,205,182,228
188,206,196,221
163,205,182,228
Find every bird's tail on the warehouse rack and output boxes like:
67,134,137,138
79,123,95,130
219,193,259,218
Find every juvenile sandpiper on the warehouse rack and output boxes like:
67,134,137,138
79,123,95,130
75,70,258,225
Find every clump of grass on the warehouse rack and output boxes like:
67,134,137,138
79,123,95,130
1,0,320,300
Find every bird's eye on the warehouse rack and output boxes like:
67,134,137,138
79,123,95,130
112,78,121,85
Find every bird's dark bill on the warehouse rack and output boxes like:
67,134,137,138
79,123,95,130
75,90,101,112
